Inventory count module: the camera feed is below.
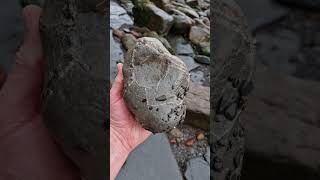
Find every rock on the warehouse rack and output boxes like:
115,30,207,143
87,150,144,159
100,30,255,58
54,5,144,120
133,2,174,34
255,29,300,75
186,0,198,7
123,37,190,133
110,0,133,29
177,56,199,71
242,63,320,176
169,36,195,56
196,131,205,140
276,0,320,10
184,83,210,130
237,0,289,31
143,31,173,52
169,128,184,138
41,1,109,179
194,55,210,65
150,0,170,9
119,0,134,14
172,10,194,34
204,146,210,163
121,33,137,50
185,138,195,147
172,1,200,18
184,157,210,180
189,25,210,51
116,133,183,180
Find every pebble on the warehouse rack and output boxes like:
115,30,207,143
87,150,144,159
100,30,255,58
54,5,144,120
196,131,205,140
185,138,195,147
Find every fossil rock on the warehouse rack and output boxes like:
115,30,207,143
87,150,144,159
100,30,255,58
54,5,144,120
123,37,190,133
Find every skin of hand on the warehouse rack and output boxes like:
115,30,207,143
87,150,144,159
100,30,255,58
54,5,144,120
110,63,152,180
0,5,80,180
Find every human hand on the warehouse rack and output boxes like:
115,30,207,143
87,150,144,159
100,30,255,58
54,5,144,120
110,63,151,179
0,5,80,180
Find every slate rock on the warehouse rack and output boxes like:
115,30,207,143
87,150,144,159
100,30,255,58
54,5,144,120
178,55,199,71
184,157,210,180
123,37,190,133
168,35,195,56
133,2,174,34
194,55,210,65
110,0,133,29
116,133,183,180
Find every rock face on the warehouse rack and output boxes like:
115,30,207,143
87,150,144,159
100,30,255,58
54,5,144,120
211,0,255,179
41,1,108,180
242,63,320,177
123,37,190,133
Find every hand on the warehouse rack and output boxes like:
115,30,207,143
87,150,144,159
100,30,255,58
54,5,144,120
0,5,80,180
110,63,151,179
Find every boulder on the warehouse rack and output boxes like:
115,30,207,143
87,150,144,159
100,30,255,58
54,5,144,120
171,10,194,34
133,2,174,34
185,83,210,130
123,37,190,133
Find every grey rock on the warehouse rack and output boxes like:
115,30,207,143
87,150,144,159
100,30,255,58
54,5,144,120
150,0,170,9
133,2,174,34
194,55,210,65
237,0,289,31
184,157,210,180
110,0,133,29
204,146,210,163
116,133,183,180
123,37,190,133
119,0,134,14
178,55,199,71
169,36,195,56
121,33,137,50
189,25,210,51
172,10,195,34
172,1,200,18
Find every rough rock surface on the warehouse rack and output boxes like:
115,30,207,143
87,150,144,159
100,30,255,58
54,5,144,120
41,1,108,180
242,63,320,177
123,37,190,133
211,0,255,179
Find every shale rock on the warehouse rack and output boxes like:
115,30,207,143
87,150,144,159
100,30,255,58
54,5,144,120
123,37,190,133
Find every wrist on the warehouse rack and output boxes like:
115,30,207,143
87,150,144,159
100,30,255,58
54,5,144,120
110,127,131,180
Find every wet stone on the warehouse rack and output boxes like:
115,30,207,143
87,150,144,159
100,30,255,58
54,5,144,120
194,55,210,65
123,37,190,133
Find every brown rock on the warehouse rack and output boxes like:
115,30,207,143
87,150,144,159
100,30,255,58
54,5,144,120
169,128,183,138
185,138,195,147
185,83,210,130
196,131,205,140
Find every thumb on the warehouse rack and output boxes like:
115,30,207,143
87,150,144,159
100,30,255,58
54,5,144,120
110,63,124,103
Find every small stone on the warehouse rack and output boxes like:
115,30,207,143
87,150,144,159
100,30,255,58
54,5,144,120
121,33,137,50
170,138,177,144
194,55,210,65
185,138,195,147
130,31,142,38
112,29,124,39
196,131,205,140
169,128,183,138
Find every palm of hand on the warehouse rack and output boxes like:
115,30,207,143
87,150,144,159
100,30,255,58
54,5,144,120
110,64,151,152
